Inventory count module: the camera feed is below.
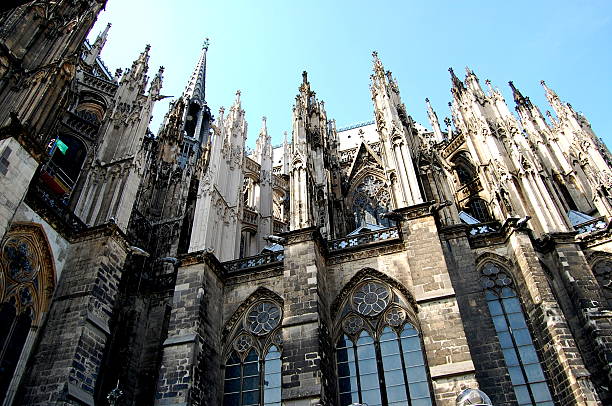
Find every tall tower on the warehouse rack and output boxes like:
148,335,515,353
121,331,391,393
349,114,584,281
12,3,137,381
74,46,163,231
370,52,423,208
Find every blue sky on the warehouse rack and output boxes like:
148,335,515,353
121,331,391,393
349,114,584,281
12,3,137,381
89,1,612,148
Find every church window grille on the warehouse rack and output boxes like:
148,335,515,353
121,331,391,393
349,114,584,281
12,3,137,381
351,175,394,228
335,279,433,406
223,300,283,406
480,263,554,406
467,198,491,222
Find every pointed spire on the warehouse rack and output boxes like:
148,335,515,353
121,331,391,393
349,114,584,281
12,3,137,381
121,44,151,90
149,66,164,101
425,98,444,142
372,50,385,78
449,67,465,93
509,81,528,106
183,37,209,103
85,23,111,66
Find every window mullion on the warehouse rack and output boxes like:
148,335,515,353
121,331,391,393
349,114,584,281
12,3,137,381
353,342,363,404
373,338,389,406
396,329,413,406
498,296,537,405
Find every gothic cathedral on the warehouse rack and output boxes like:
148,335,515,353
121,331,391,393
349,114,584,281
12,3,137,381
0,2,611,406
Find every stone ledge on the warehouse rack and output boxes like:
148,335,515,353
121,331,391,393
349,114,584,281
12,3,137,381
283,313,318,328
163,333,197,347
86,310,110,335
414,288,456,303
429,360,475,379
67,382,94,405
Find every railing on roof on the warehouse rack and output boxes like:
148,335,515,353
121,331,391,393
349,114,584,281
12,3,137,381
337,120,375,132
575,217,608,234
223,251,285,274
467,221,500,236
328,226,400,252
242,208,258,226
25,180,87,234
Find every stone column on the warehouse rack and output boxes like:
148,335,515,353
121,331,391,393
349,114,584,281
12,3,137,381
396,203,478,405
507,228,602,405
281,227,333,406
18,224,129,405
154,252,224,405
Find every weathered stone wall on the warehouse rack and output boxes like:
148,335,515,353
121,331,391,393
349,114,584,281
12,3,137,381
16,224,128,405
155,254,224,405
0,138,38,241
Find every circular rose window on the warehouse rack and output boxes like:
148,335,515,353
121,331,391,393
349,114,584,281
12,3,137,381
353,282,390,316
246,301,281,335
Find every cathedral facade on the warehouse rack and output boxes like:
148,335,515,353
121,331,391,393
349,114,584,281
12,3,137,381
1,2,612,406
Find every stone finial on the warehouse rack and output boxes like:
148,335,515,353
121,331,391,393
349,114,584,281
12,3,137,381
202,37,210,50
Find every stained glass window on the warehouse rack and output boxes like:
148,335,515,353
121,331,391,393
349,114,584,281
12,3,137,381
481,262,554,406
335,321,433,406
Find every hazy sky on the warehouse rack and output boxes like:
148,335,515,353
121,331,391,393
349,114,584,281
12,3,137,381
89,1,612,148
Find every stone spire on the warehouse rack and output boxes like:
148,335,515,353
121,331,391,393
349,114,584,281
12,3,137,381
425,98,444,143
181,39,212,144
183,38,209,103
85,22,111,66
509,80,530,107
121,44,151,93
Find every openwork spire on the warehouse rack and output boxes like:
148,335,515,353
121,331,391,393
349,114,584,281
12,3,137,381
183,37,209,103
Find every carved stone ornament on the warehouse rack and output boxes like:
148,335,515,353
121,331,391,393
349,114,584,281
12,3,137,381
233,334,253,353
352,282,390,316
384,307,406,327
342,314,364,336
245,301,281,336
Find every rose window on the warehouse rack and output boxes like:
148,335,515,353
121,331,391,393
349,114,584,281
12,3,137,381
352,282,390,316
384,307,406,327
342,314,364,336
233,334,253,352
246,301,281,336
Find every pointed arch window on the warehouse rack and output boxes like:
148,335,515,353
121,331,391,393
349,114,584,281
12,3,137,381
0,224,55,404
335,280,433,406
480,263,554,406
222,300,283,406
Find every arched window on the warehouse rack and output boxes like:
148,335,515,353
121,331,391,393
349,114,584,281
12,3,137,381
592,259,612,308
0,224,55,403
480,262,554,406
467,198,492,222
335,280,433,406
223,300,283,406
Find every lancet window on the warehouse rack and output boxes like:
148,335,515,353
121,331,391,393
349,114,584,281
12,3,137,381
223,300,283,406
480,262,554,406
334,278,433,406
